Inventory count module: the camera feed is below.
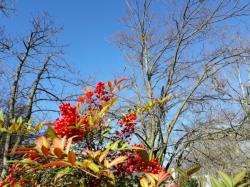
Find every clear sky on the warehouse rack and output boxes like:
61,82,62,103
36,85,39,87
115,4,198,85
5,0,128,81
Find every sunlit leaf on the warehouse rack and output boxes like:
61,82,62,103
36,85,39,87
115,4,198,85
211,177,224,187
156,171,171,186
34,122,44,131
88,162,100,173
140,177,148,187
99,150,109,163
145,173,156,186
35,136,49,149
107,156,127,168
0,111,4,122
82,159,91,169
218,171,233,187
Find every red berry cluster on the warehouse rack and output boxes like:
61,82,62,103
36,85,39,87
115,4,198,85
54,103,85,140
115,112,137,138
78,82,114,111
0,174,26,187
94,82,111,102
27,153,40,161
54,82,115,140
124,145,163,174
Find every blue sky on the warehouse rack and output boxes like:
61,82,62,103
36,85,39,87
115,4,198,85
4,0,128,81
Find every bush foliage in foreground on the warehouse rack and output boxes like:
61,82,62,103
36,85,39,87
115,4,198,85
1,79,172,187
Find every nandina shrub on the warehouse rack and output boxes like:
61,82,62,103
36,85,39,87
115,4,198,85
2,79,172,187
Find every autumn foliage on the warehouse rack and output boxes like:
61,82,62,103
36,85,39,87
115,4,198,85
1,78,172,187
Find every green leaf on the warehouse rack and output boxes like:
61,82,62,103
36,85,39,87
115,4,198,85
17,117,23,124
211,177,224,187
57,167,72,175
110,140,120,150
104,142,112,149
0,111,4,122
121,142,128,149
233,171,246,186
20,158,35,164
218,171,233,187
187,165,201,177
176,167,187,178
55,167,72,182
47,125,57,138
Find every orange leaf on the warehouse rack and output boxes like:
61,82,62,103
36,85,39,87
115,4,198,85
107,81,112,87
117,76,127,84
68,151,76,165
99,150,109,163
12,147,34,151
53,148,63,158
8,151,37,155
41,145,50,156
32,161,70,172
156,171,172,186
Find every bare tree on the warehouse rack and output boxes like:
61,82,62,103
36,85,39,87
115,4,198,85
0,13,85,177
179,60,250,174
0,0,14,16
113,0,250,169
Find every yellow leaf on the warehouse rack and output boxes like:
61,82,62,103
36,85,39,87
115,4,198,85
34,122,44,131
92,150,101,159
88,162,100,173
82,159,91,169
104,160,109,168
140,177,148,187
9,123,20,132
145,173,156,185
